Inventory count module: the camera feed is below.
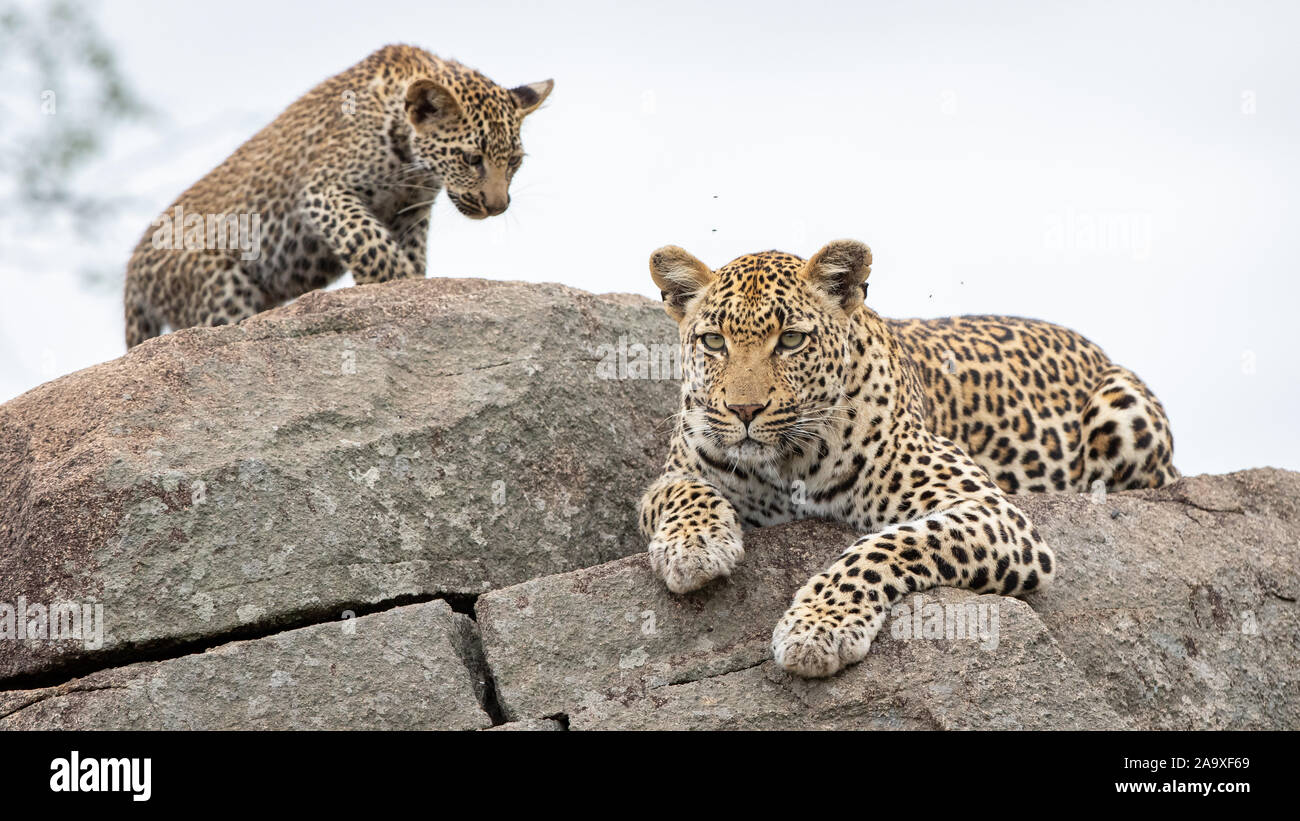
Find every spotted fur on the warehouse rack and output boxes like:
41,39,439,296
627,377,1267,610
639,240,1178,678
123,44,552,347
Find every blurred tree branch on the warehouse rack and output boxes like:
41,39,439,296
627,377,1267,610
0,0,152,230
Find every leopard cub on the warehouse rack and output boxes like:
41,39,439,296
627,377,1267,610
124,44,552,347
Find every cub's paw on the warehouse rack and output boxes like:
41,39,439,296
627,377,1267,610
771,597,875,678
648,526,744,594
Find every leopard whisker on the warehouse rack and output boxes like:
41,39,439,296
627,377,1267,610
395,198,439,216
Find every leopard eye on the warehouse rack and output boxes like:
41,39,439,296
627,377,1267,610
778,331,808,350
700,333,726,352
463,151,484,168
508,155,523,169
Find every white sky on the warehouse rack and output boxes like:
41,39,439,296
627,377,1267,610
1,0,1297,476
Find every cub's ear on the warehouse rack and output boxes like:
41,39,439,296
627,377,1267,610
801,239,872,313
510,79,554,116
649,245,714,323
406,79,461,132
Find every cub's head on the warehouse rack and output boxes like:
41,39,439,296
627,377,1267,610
404,65,552,219
650,240,872,465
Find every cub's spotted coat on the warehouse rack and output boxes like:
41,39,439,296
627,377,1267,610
124,44,552,347
639,241,1177,678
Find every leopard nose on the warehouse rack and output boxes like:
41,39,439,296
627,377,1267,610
726,402,766,424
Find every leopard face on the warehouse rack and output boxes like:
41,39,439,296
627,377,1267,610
650,242,871,468
404,72,552,219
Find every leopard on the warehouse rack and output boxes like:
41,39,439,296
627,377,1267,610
638,239,1178,678
123,44,552,348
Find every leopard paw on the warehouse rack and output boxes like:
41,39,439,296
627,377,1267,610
771,598,875,678
648,526,744,594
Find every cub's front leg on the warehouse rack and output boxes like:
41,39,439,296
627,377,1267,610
639,472,744,594
298,184,422,285
389,203,431,279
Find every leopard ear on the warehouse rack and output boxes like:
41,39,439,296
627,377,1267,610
510,79,553,116
406,79,461,132
649,246,714,323
801,239,872,314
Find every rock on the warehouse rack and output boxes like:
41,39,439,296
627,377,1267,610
477,521,1122,729
477,469,1299,730
475,520,858,722
0,600,490,730
1020,468,1300,730
484,719,566,731
565,592,1116,730
0,278,678,682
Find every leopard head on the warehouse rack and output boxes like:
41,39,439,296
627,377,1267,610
404,67,552,219
650,240,872,466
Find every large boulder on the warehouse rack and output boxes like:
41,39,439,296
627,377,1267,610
0,278,678,682
476,521,1125,730
476,469,1298,730
1021,469,1300,729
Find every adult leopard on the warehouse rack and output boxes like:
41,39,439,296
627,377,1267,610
639,240,1177,677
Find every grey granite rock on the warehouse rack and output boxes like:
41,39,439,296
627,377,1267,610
0,599,490,730
478,470,1299,730
0,278,678,680
477,521,1120,729
1020,468,1300,729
